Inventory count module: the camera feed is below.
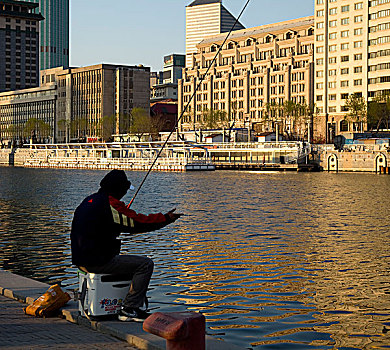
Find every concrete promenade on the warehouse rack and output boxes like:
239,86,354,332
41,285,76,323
0,269,243,350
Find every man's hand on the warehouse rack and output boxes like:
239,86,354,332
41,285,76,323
165,208,183,223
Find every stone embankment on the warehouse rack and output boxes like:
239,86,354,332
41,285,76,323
0,269,242,350
317,143,390,173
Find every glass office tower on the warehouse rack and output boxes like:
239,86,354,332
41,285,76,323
26,0,69,69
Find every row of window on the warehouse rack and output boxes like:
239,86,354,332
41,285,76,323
316,79,363,89
316,66,363,77
316,42,363,52
317,93,351,101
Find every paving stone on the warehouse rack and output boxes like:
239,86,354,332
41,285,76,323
0,295,137,349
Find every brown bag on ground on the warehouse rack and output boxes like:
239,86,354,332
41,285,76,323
24,284,71,317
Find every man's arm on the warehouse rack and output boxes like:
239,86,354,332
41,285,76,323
109,196,176,233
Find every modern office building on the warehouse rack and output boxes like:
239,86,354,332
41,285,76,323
314,0,390,142
179,17,315,139
0,0,43,92
151,54,185,102
25,0,69,69
41,64,150,141
186,0,245,68
0,63,150,143
0,83,57,144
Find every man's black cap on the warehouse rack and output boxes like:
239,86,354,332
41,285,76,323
100,170,132,199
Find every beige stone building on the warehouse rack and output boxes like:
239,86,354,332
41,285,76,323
314,0,390,142
40,64,150,142
179,17,315,139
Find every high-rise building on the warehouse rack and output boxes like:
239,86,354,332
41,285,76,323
0,0,43,92
314,0,390,143
179,17,315,139
25,0,69,69
186,0,245,68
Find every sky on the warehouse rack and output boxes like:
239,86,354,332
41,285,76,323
70,0,314,72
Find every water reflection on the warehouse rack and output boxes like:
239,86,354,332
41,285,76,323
0,167,389,349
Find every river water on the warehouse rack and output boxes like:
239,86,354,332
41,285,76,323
0,167,389,349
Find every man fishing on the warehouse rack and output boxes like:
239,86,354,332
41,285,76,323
71,169,181,322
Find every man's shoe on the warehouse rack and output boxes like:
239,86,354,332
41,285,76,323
118,307,151,322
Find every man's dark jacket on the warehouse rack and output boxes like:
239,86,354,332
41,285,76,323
71,189,168,267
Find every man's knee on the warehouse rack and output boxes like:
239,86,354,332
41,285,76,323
145,258,154,272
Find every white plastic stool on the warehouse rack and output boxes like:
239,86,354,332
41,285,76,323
78,269,131,317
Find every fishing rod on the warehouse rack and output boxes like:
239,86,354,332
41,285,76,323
127,0,252,208
149,301,263,313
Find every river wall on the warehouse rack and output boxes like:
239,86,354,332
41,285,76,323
318,143,390,173
0,150,12,166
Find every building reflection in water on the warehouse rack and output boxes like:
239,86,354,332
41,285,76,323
0,168,389,349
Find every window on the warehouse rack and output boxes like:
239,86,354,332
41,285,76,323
354,79,362,86
317,46,324,53
317,58,324,65
340,120,349,132
317,10,324,17
329,106,337,112
329,69,337,76
329,8,337,15
316,82,324,89
341,55,349,62
354,53,363,60
329,57,337,64
341,30,349,38
329,32,337,40
317,34,324,41
317,22,324,29
342,5,350,12
354,15,363,23
341,93,349,99
341,43,349,50
329,20,337,27
329,44,337,52
341,80,349,87
354,66,363,73
354,28,363,36
341,18,350,25
329,82,337,88
355,2,363,10
329,94,337,100
354,41,363,48
317,0,324,4
316,71,324,77
317,95,323,101
341,68,349,74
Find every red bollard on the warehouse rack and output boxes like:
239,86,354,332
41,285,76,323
143,312,205,350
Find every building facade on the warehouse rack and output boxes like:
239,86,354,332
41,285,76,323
25,0,69,69
40,64,150,141
186,0,245,68
151,54,185,102
0,84,57,145
314,0,390,142
0,0,43,92
0,64,150,144
179,17,315,139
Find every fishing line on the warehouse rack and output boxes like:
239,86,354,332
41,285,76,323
127,0,252,208
149,301,263,313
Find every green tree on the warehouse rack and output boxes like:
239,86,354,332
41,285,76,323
368,93,390,131
344,94,367,132
130,108,155,141
23,118,51,142
98,115,116,142
200,109,228,130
